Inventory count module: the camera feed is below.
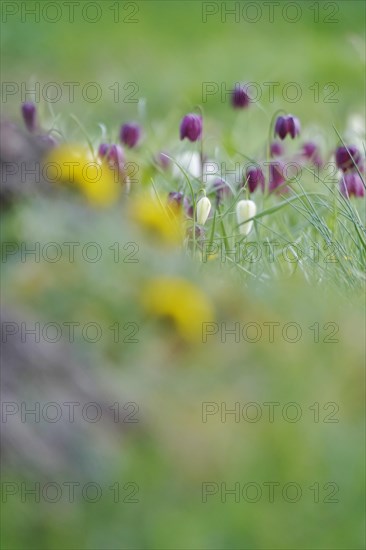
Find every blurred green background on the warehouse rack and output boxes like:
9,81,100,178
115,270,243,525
1,0,365,130
1,1,365,549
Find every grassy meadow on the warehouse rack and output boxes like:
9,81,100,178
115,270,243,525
1,1,365,549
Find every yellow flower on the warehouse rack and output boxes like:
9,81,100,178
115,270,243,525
142,276,215,343
130,194,184,245
43,145,120,206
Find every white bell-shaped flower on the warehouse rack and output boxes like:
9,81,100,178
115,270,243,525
196,196,211,225
236,200,256,236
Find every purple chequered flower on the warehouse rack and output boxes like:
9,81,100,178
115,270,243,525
274,114,301,140
180,114,202,142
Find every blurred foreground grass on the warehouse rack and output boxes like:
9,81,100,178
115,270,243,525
1,193,365,549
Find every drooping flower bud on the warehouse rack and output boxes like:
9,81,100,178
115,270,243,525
301,141,322,167
167,191,190,213
98,143,109,158
99,143,125,168
268,161,287,193
180,114,202,142
196,196,211,225
107,144,125,171
340,172,365,198
335,145,363,172
245,165,265,193
270,141,284,157
231,84,250,109
236,200,256,236
21,102,37,133
274,114,301,140
185,201,194,219
98,144,125,182
120,122,141,148
167,191,183,207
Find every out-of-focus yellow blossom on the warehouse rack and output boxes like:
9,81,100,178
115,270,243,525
43,145,120,206
142,277,215,343
130,194,184,245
